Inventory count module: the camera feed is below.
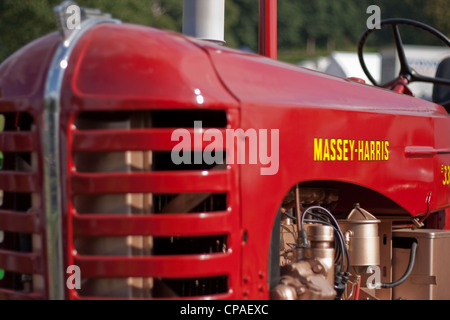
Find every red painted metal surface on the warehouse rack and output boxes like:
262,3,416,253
72,128,227,152
1,19,450,300
0,250,41,274
0,32,60,300
56,23,242,299
0,210,40,234
65,24,237,109
73,211,231,237
0,132,36,152
71,171,231,194
196,37,450,298
201,42,449,215
74,253,233,278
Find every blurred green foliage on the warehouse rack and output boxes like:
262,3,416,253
0,0,448,63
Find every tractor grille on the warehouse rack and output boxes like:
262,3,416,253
0,112,46,299
68,108,239,299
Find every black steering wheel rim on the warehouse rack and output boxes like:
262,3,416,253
358,18,450,88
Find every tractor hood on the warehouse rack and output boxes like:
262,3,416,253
1,21,446,117
0,33,60,113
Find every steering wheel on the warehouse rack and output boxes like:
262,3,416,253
358,18,450,96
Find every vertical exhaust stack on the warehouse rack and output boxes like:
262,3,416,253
259,0,277,59
182,0,225,45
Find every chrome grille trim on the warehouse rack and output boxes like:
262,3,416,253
43,2,120,299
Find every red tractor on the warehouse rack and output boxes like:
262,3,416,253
1,0,450,300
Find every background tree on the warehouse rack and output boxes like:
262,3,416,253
277,1,305,51
425,0,450,37
0,0,183,62
0,0,448,63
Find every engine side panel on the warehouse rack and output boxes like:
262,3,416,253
195,42,450,298
202,43,450,216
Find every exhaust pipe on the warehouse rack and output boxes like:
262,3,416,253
259,0,277,59
182,0,225,44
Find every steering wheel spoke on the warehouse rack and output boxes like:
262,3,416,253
392,25,412,79
412,73,450,86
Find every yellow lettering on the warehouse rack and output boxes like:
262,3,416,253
348,140,355,161
330,139,336,161
364,141,370,161
384,141,389,160
343,140,349,161
336,139,343,161
323,139,330,161
370,141,375,161
375,141,381,161
314,138,389,162
358,140,364,161
314,138,323,161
